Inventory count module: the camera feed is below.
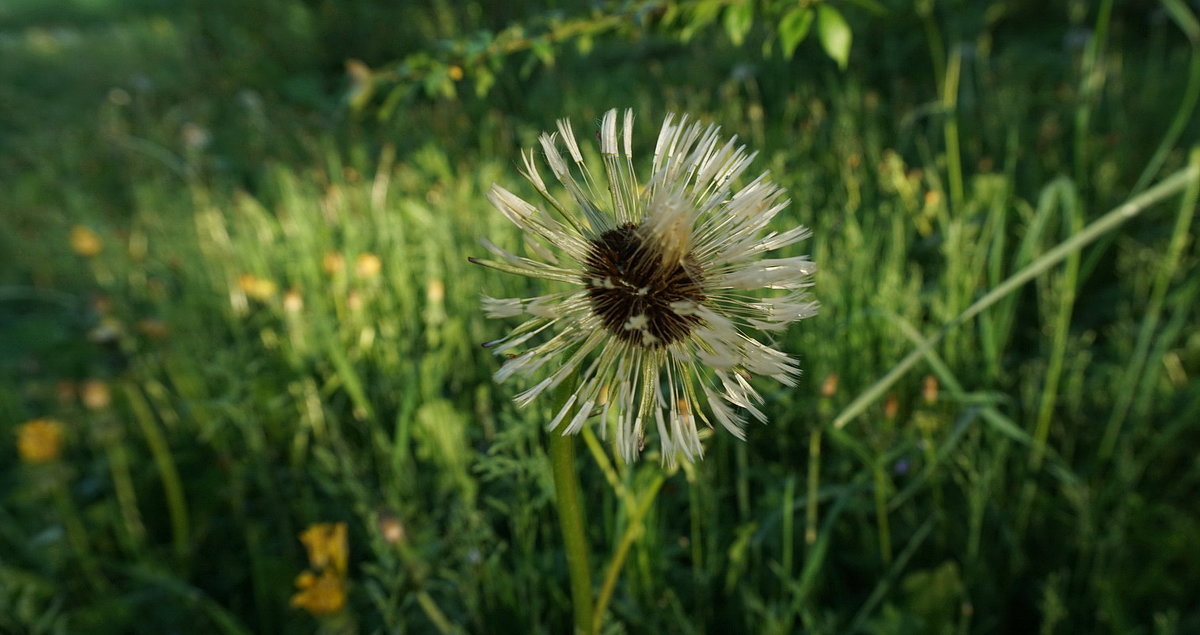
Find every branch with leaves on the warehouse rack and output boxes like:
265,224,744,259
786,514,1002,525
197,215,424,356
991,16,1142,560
346,0,878,118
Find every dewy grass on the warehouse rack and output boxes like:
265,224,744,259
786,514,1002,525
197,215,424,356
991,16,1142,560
832,162,1200,431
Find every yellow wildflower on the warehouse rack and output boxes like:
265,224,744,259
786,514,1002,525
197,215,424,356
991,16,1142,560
81,379,111,411
884,392,899,421
322,251,345,275
290,570,346,616
283,289,304,314
354,253,381,279
299,522,348,575
17,419,64,463
88,317,123,343
376,511,406,546
922,374,939,405
820,373,839,398
293,522,350,616
136,318,170,340
237,274,277,301
70,226,103,257
426,278,445,304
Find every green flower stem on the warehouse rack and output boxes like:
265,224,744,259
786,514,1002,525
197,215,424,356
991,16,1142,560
548,427,594,634
804,427,822,547
549,420,595,633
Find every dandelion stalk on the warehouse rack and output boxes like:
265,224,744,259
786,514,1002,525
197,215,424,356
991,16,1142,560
547,386,594,634
804,427,822,547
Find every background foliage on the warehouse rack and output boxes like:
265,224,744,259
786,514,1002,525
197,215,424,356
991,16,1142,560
2,0,1199,633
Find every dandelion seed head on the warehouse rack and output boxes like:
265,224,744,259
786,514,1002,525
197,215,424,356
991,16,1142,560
477,108,817,464
584,223,705,348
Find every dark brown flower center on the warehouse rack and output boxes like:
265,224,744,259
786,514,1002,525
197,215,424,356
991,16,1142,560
583,223,705,348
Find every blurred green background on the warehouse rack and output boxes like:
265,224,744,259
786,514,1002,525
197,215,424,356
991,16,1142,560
2,0,1199,633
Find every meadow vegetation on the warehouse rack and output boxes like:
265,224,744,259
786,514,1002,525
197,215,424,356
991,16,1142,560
2,0,1198,633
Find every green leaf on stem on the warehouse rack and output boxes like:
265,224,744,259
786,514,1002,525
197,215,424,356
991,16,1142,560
817,4,852,69
779,7,815,60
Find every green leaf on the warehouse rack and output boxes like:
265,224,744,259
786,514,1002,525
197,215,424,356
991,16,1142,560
576,33,594,55
1161,0,1200,43
473,66,495,97
345,59,374,112
779,7,815,60
724,2,754,46
531,38,555,67
681,0,723,41
817,4,852,69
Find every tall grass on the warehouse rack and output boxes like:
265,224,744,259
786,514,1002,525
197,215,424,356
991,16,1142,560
2,1,1199,633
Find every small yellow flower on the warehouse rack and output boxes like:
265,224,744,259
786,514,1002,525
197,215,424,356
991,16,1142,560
290,570,346,616
81,379,111,411
283,289,304,314
136,318,171,340
180,122,211,151
448,65,464,81
299,522,348,576
17,419,64,463
354,253,382,280
820,373,839,398
884,392,899,421
922,374,939,405
238,274,277,301
88,317,123,343
322,251,345,275
426,278,445,304
70,226,103,257
376,511,406,546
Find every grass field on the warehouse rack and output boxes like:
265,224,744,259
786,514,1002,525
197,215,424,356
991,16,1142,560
2,1,1199,633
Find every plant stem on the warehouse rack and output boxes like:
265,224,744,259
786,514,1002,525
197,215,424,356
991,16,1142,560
123,382,190,563
549,429,594,634
52,477,109,593
1099,147,1200,459
592,472,664,635
804,427,822,547
942,46,964,213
